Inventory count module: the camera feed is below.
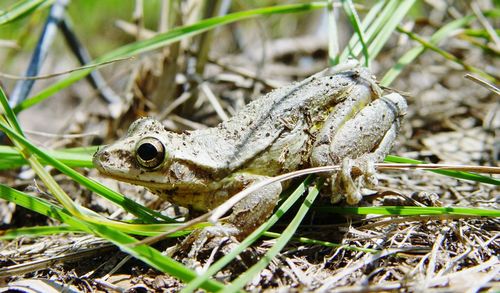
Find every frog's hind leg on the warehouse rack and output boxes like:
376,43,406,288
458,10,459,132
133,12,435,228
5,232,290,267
311,93,407,205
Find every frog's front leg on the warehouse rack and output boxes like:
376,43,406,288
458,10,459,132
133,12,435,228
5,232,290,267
180,174,281,259
311,93,407,204
223,173,282,239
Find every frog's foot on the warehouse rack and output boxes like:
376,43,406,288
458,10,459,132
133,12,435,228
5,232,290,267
330,155,378,205
177,224,238,260
174,224,261,271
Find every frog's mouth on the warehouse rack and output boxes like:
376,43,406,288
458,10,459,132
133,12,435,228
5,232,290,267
98,171,173,189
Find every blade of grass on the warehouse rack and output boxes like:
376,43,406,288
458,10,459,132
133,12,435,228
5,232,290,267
327,0,340,65
0,183,224,290
0,0,54,26
0,183,93,233
263,232,378,253
365,0,416,63
381,9,500,86
341,0,369,67
182,176,314,292
385,155,500,185
0,88,170,222
463,28,500,39
221,179,322,293
0,87,87,218
0,183,198,237
397,25,498,83
339,0,395,62
0,145,96,169
339,0,415,64
0,87,23,135
0,183,224,289
0,223,194,239
14,2,327,113
315,206,500,217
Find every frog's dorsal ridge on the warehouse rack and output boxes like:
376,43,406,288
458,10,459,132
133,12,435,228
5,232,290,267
170,67,375,174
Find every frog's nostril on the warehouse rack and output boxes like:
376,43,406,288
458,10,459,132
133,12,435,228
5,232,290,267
102,151,111,162
93,150,110,168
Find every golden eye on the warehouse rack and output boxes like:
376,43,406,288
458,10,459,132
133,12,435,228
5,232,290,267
135,137,166,169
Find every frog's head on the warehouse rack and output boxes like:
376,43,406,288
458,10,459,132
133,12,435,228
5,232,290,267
93,117,180,188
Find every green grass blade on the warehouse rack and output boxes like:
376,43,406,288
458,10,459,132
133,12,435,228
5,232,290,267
315,206,500,217
0,182,196,237
327,0,340,65
339,0,394,62
341,0,369,67
0,86,24,135
0,183,223,289
0,0,54,26
0,185,223,290
222,179,322,293
0,119,172,223
1,86,87,218
0,145,96,169
381,10,500,86
385,155,500,185
263,232,378,253
396,26,497,83
0,183,93,232
464,28,500,39
0,146,26,169
366,0,416,63
339,0,416,63
15,2,327,113
182,176,314,292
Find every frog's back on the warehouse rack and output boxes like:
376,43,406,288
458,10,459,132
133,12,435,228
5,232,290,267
178,67,375,175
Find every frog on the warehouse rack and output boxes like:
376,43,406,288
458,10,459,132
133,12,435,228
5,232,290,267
93,61,407,247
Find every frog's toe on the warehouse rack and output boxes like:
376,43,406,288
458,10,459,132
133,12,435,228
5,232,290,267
174,226,260,273
174,225,240,266
357,155,379,188
331,156,379,205
331,158,361,204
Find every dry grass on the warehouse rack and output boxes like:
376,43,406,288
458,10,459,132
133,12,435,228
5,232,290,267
0,0,498,291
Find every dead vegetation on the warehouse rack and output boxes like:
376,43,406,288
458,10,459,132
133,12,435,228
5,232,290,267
0,0,498,292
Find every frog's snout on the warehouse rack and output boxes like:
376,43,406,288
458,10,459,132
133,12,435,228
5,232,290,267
92,147,109,173
93,143,138,177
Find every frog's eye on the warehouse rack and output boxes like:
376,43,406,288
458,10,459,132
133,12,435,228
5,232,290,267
135,137,166,169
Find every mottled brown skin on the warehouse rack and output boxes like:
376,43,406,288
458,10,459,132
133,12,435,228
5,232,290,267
93,62,407,240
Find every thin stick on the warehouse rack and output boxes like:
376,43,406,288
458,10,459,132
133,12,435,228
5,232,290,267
464,74,500,96
0,57,133,80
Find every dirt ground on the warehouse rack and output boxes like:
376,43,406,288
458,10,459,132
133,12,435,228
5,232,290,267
0,1,498,292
